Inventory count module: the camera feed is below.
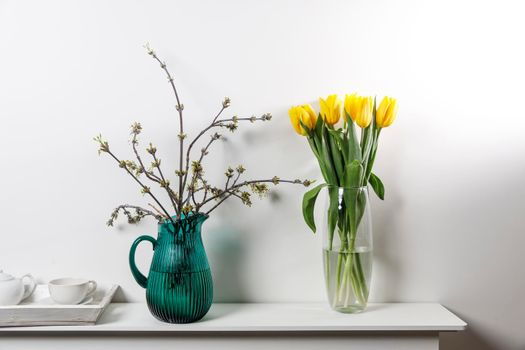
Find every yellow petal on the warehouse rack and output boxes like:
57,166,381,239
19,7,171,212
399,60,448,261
344,93,359,121
357,96,373,128
289,106,304,135
319,97,328,122
326,94,337,107
376,96,397,128
302,104,318,127
320,94,342,125
376,96,390,127
298,106,313,131
331,97,342,125
383,98,398,127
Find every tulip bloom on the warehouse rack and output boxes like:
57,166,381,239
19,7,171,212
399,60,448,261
344,93,373,128
376,96,398,128
302,104,318,126
289,105,316,136
319,95,341,126
344,93,359,122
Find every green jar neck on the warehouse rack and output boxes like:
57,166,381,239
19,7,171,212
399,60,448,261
157,213,208,239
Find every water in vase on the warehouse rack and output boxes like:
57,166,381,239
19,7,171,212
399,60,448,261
323,247,373,313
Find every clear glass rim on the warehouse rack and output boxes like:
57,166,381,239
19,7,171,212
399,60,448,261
325,185,367,190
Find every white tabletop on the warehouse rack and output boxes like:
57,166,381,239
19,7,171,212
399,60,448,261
0,302,466,332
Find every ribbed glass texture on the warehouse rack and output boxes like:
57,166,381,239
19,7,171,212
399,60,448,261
130,213,213,323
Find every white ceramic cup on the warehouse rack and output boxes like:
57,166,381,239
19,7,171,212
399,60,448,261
48,278,97,305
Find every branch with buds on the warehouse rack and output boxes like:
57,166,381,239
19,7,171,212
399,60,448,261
106,204,164,226
95,45,311,227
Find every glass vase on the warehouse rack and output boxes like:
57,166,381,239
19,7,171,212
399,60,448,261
322,186,373,313
129,213,213,323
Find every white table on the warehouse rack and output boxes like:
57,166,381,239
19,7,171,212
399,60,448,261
0,303,466,350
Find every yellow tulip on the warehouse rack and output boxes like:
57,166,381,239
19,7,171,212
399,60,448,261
319,95,341,126
289,105,315,136
344,93,359,122
376,96,398,128
302,104,318,126
356,96,373,128
344,93,372,128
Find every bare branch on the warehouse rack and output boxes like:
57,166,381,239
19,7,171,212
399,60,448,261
107,204,162,226
105,149,174,225
201,178,308,208
130,128,179,216
148,203,169,219
96,49,307,222
203,171,241,214
151,152,179,215
205,189,244,215
181,114,270,195
182,133,221,206
145,44,185,213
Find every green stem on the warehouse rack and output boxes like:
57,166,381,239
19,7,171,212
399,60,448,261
335,200,369,308
324,249,331,293
349,257,363,304
321,126,339,185
338,253,352,302
364,128,381,183
344,210,368,305
333,251,344,308
354,253,369,301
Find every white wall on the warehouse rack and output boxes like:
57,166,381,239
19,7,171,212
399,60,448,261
1,0,524,349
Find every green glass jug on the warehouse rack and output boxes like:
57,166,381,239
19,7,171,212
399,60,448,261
129,213,213,323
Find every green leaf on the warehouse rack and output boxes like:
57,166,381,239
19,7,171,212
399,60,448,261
306,136,321,159
327,130,344,183
345,112,362,162
307,137,330,182
340,132,349,164
369,172,385,200
342,160,364,242
314,113,323,140
356,189,368,228
320,126,338,185
305,120,333,185
360,99,377,174
343,159,363,188
329,126,352,169
364,128,381,182
326,127,343,143
361,125,373,162
327,186,339,246
302,183,327,233
298,119,311,137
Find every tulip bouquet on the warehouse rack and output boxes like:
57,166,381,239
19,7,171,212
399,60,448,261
289,94,397,311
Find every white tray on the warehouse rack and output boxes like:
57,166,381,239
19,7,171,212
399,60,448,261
0,283,118,327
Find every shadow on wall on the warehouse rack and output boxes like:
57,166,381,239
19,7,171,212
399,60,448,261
205,224,249,303
438,161,525,350
367,120,406,302
371,191,404,301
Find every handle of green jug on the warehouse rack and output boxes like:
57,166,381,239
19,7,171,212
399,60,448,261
129,235,157,288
